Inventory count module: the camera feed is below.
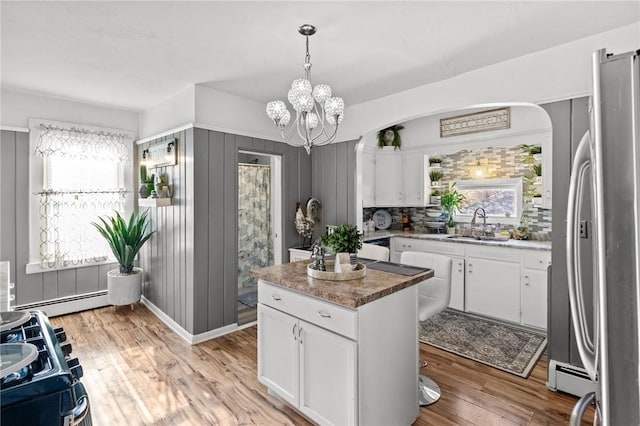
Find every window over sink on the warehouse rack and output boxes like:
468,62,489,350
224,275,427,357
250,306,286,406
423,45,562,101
455,178,522,224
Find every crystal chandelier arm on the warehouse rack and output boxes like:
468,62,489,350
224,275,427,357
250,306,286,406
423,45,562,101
265,24,344,154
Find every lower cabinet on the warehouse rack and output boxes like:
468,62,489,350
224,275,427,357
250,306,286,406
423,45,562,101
289,248,312,262
393,237,551,329
521,268,548,329
257,280,419,425
449,257,465,311
258,304,357,425
465,256,521,323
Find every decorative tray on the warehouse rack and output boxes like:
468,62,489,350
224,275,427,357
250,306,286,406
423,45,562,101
307,261,367,281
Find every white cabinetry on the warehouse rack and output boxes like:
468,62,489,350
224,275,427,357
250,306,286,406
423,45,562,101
362,149,376,207
421,240,466,311
258,303,357,425
289,248,312,262
393,237,550,328
257,280,419,425
521,250,551,329
402,152,428,206
390,237,424,263
374,151,403,206
373,149,428,207
465,245,521,323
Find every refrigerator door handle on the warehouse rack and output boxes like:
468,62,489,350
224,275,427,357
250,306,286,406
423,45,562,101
569,391,601,426
566,131,597,381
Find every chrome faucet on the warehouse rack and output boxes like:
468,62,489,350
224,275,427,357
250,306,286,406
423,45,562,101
471,207,488,236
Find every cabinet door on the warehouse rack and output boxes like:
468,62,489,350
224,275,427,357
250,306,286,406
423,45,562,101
362,150,375,207
257,304,299,407
374,153,403,206
449,257,465,311
521,268,548,329
299,320,357,426
466,257,521,323
402,152,426,206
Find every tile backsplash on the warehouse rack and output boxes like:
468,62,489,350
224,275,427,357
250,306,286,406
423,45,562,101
364,145,552,240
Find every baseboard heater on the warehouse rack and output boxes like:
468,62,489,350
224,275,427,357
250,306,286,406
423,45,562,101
547,359,596,397
13,290,109,317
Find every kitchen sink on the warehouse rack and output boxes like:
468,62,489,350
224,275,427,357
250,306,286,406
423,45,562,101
445,235,510,242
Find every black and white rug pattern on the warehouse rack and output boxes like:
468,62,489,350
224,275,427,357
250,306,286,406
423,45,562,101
419,309,547,378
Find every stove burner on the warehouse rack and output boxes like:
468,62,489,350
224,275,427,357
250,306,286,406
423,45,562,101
0,311,30,332
0,342,38,378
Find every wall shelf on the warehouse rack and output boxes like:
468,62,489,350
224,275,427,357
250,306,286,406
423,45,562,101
139,198,173,207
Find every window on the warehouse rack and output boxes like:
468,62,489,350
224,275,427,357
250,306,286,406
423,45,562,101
455,178,522,223
32,120,131,269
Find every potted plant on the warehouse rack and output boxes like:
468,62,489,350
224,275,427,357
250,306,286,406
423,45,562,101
520,144,542,163
429,157,443,167
377,125,404,150
430,189,442,205
321,224,363,263
92,210,155,307
429,170,443,186
440,183,465,234
533,163,542,183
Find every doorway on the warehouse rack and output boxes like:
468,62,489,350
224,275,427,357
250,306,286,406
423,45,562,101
237,151,282,325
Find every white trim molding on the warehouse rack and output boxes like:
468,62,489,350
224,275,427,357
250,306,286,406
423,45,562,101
141,295,256,345
0,125,29,133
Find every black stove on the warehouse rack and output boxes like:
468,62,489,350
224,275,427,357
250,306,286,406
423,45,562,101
0,310,91,425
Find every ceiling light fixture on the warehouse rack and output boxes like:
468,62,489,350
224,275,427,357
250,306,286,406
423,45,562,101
266,24,345,155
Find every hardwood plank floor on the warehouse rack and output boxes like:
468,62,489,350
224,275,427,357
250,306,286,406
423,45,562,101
52,304,592,425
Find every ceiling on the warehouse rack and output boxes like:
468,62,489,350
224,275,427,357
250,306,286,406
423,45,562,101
2,1,639,112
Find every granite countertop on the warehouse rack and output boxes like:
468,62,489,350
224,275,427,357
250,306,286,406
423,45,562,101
364,230,552,251
251,260,434,309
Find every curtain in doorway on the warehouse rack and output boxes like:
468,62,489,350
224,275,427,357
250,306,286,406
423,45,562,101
238,164,273,288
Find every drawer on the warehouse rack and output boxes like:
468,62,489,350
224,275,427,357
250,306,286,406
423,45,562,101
465,244,520,262
521,250,552,270
422,240,466,257
392,237,423,252
258,281,358,340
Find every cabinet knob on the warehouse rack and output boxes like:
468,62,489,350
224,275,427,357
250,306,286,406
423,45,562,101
298,327,303,344
272,294,282,301
318,311,332,318
292,323,297,340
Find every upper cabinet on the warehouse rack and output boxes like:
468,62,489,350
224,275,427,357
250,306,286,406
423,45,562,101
358,104,553,211
370,147,429,207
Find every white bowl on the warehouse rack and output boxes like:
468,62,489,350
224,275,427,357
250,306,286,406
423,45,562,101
425,209,443,218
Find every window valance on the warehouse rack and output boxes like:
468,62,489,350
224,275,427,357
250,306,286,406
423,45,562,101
34,124,130,162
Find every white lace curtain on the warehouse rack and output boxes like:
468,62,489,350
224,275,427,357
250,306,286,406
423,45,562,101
34,122,130,268
35,123,130,162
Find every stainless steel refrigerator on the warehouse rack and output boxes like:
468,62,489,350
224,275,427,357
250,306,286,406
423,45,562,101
563,48,640,425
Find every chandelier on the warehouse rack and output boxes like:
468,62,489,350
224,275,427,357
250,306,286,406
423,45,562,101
266,24,345,155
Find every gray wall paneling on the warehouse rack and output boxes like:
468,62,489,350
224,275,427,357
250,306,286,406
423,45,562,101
0,129,116,307
0,130,18,287
141,128,311,335
542,97,590,365
311,140,358,238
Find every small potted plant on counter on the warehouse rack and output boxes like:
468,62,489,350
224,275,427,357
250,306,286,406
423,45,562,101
321,224,363,266
93,210,155,307
440,183,465,234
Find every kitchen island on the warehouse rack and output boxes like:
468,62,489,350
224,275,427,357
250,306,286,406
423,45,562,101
252,260,433,426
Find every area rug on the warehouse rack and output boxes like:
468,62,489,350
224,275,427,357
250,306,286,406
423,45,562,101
238,291,258,308
419,309,547,378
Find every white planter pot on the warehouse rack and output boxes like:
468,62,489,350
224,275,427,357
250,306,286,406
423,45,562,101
107,267,143,306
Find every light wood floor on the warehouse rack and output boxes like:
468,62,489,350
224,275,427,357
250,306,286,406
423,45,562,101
52,304,592,426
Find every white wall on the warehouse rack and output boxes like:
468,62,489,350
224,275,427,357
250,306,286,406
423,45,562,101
0,88,138,132
137,85,196,139
194,85,277,140
340,22,639,142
